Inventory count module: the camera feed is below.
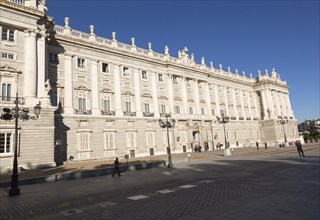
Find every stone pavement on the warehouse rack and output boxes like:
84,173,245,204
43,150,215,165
0,143,318,186
0,143,319,220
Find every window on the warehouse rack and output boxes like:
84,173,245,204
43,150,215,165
102,63,109,73
173,76,177,84
78,93,86,110
123,67,129,77
0,132,12,154
146,131,155,147
78,133,90,151
201,107,205,115
2,28,14,42
127,132,136,148
144,102,150,113
1,53,14,59
175,105,180,114
103,96,111,111
104,132,114,149
158,74,163,82
242,130,246,139
77,58,85,69
160,104,166,114
141,70,147,79
125,101,131,112
1,83,11,101
130,149,135,158
49,53,59,64
189,107,193,114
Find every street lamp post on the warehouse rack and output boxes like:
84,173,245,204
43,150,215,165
0,92,41,196
216,114,231,156
158,114,176,168
278,117,289,146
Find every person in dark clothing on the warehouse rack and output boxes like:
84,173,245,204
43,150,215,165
295,141,305,157
264,142,267,149
112,157,121,177
256,142,259,150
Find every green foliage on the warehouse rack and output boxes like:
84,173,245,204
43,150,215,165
303,125,320,141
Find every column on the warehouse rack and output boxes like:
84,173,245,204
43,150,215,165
231,89,238,119
246,91,253,120
23,29,37,104
194,80,200,115
91,60,100,115
253,92,260,119
223,87,229,116
151,72,159,118
239,90,245,119
266,89,275,118
285,93,293,118
181,77,188,115
113,64,123,116
280,92,288,117
204,82,211,116
213,85,220,116
275,91,281,117
261,90,269,119
36,31,46,99
134,68,142,117
63,53,73,114
167,74,174,114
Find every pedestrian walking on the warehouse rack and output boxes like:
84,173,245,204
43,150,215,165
256,141,259,150
112,157,121,177
265,142,267,149
295,140,305,157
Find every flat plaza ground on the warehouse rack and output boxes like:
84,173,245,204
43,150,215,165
0,143,319,220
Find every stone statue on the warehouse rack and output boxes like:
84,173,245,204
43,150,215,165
178,50,181,58
44,79,51,95
64,17,69,28
165,45,169,55
148,42,152,51
201,56,205,65
191,53,194,62
112,32,116,41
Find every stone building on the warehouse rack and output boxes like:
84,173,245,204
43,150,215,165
0,0,299,171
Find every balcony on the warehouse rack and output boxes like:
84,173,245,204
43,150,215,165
246,117,251,120
253,117,258,120
239,117,244,120
0,96,25,105
123,111,136,116
143,112,154,117
101,110,115,116
74,109,92,115
230,117,236,120
160,113,167,117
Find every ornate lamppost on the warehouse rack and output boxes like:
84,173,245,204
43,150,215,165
216,114,231,156
158,114,176,168
278,116,288,146
0,92,41,196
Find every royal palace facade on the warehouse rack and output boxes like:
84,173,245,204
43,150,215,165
0,0,300,171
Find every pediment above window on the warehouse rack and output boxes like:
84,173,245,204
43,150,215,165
142,93,152,98
0,65,21,75
187,99,194,102
174,97,182,101
158,95,168,100
74,86,91,91
200,100,206,104
101,88,114,94
122,91,134,96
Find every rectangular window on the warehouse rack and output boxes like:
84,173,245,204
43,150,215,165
1,53,14,59
78,95,86,110
103,99,111,111
158,74,163,82
130,149,135,158
49,53,59,64
78,133,90,151
175,105,180,114
102,63,109,73
1,83,11,101
144,103,150,113
189,107,193,114
141,70,147,79
201,107,205,115
126,101,131,112
127,132,136,148
146,132,155,147
123,67,129,76
2,28,14,42
77,58,85,68
105,133,114,149
160,104,166,114
0,133,12,154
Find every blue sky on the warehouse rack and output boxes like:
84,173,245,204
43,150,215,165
46,0,319,123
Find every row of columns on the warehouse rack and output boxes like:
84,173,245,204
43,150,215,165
61,55,293,120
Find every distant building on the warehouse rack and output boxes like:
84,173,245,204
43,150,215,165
0,0,300,171
298,119,320,133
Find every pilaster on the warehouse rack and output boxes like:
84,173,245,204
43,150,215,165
91,60,100,115
194,80,200,115
63,53,73,114
239,90,245,119
134,68,143,117
204,82,211,116
181,77,188,115
223,87,229,116
113,64,123,116
231,89,238,119
167,74,174,114
151,72,159,118
213,85,220,116
246,91,253,120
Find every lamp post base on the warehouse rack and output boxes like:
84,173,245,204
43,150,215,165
224,148,232,156
9,187,20,196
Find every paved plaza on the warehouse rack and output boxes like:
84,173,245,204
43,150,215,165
0,143,319,220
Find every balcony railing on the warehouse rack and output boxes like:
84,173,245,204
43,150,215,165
123,111,136,116
230,117,236,120
101,110,115,116
143,112,154,117
0,96,25,105
159,113,167,117
74,109,92,115
8,0,25,6
246,117,251,120
239,117,244,120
